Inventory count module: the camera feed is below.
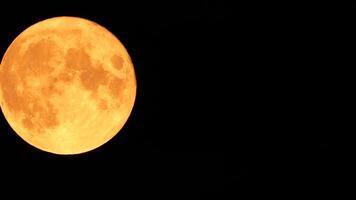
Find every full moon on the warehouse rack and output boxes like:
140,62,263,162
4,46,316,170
0,17,136,155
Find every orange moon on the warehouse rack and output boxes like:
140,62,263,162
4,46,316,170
0,17,136,155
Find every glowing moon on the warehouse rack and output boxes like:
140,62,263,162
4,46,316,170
0,17,136,155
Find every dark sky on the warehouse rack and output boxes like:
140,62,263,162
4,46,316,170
0,0,235,199
0,0,343,198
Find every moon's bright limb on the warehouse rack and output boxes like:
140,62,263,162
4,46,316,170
0,16,136,155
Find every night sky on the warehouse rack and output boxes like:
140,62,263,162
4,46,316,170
0,1,234,198
0,0,341,198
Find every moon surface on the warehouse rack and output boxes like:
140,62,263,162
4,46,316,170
0,17,136,155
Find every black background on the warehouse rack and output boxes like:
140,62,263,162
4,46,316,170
0,0,346,198
0,0,234,199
